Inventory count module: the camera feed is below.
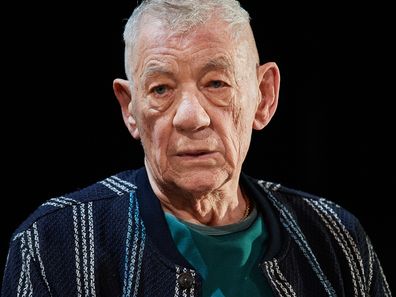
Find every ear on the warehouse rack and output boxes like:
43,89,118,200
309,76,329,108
253,62,280,130
113,78,140,139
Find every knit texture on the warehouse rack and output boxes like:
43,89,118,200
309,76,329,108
2,167,392,296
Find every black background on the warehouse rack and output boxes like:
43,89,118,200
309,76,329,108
2,1,394,291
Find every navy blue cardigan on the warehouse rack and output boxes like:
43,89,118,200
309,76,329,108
2,167,392,296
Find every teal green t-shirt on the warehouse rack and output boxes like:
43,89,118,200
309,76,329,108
165,208,274,297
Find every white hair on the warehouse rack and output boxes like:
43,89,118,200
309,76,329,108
122,0,251,79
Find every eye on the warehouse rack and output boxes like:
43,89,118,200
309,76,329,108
208,80,226,89
152,85,168,95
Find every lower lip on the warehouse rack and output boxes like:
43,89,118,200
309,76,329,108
176,152,219,161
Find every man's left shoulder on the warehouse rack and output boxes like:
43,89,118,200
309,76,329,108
277,183,360,227
250,175,363,234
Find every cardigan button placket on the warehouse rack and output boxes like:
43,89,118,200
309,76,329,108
177,271,194,289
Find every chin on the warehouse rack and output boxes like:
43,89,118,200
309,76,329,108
169,168,230,194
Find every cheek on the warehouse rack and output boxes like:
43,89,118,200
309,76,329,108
231,100,242,128
139,111,172,156
219,98,254,156
229,94,255,134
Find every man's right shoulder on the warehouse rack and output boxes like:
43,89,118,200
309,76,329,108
11,168,139,241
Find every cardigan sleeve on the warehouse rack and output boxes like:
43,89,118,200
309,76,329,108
2,228,51,297
326,200,392,296
353,221,392,296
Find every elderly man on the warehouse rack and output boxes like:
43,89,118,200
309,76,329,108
2,0,391,296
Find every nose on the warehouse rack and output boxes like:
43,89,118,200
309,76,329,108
173,93,210,132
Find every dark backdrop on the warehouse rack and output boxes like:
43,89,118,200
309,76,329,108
2,1,394,291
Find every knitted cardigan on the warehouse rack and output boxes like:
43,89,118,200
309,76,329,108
2,167,392,296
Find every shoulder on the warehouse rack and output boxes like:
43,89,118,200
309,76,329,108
280,183,361,230
11,168,139,241
247,176,392,296
248,175,365,238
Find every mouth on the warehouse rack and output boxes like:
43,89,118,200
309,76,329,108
173,150,220,167
175,150,219,160
177,151,213,157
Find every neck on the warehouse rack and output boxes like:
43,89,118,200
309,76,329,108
146,168,249,226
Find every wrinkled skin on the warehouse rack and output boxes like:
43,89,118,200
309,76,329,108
114,15,280,225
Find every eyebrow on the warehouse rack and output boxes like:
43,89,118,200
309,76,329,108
201,57,233,74
140,63,175,82
140,56,233,83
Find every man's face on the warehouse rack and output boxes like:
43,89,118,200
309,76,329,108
129,17,261,195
